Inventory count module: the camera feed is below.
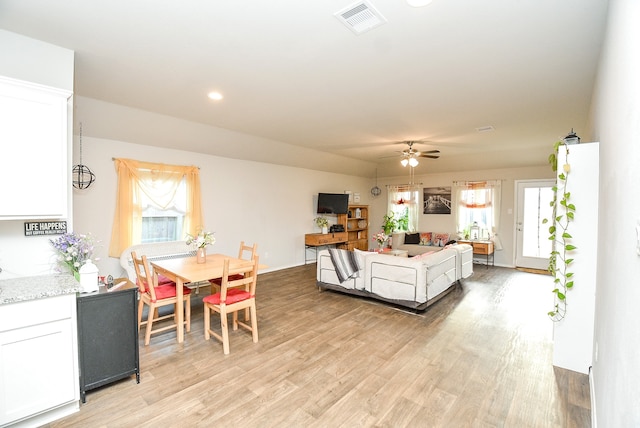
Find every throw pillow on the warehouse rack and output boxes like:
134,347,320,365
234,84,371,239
328,248,359,283
432,233,450,247
404,232,420,244
419,232,432,245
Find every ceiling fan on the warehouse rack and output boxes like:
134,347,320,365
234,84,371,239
397,141,440,167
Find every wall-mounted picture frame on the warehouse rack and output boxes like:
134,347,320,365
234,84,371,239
344,190,353,203
423,187,452,214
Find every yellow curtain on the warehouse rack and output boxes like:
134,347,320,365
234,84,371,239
108,158,203,257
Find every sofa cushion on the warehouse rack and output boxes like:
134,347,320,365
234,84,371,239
404,232,420,244
432,233,450,247
419,232,432,245
413,251,435,260
354,248,373,271
328,248,359,283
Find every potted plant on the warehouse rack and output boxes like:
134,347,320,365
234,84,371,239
543,141,577,321
382,212,397,235
314,216,329,234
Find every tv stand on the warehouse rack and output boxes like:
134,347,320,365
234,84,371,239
304,232,347,263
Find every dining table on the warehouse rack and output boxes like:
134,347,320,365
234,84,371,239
150,253,260,343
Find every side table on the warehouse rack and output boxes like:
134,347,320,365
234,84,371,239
76,279,140,403
304,232,348,263
458,240,494,268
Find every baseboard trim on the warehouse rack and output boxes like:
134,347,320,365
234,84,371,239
590,366,597,427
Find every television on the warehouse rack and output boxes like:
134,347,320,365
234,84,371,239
317,193,349,214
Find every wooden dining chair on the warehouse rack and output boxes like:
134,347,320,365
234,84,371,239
203,256,259,355
131,251,192,345
210,241,257,290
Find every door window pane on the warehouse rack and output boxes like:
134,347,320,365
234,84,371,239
522,187,554,258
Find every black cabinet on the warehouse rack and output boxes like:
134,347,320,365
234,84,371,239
77,283,140,403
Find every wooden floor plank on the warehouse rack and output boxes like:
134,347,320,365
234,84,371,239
46,263,590,427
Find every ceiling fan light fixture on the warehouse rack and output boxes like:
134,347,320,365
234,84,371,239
401,158,409,167
409,157,419,167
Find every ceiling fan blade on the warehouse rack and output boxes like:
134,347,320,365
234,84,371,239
419,149,440,154
419,154,440,159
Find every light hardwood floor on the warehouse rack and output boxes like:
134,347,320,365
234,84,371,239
49,264,590,427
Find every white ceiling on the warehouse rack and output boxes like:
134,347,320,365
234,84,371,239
0,0,608,178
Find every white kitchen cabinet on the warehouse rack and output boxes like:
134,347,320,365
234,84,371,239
0,76,71,220
0,293,79,427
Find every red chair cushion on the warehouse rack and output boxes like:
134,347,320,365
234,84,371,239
157,274,175,285
203,288,252,305
153,284,191,301
209,273,244,286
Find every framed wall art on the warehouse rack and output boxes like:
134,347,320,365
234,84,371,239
423,187,452,214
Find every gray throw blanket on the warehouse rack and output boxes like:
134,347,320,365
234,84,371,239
328,248,360,283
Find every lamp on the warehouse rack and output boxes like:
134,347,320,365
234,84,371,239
563,128,581,145
401,157,409,167
370,168,382,197
409,157,419,167
72,123,96,190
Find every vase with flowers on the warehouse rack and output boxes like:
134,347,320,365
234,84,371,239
186,229,216,263
50,232,99,281
372,231,388,251
314,216,329,234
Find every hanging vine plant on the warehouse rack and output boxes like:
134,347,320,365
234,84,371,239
543,141,576,321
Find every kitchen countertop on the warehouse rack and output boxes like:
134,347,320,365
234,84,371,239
0,274,81,305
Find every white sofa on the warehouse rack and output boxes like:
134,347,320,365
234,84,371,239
316,244,472,310
391,231,459,257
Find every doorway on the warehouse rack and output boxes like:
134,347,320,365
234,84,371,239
515,180,555,270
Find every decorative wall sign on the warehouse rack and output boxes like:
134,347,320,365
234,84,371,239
24,221,67,236
423,187,452,214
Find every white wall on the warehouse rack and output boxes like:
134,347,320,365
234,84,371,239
590,0,640,425
372,165,554,267
73,94,554,278
0,30,74,91
71,107,374,278
0,31,74,278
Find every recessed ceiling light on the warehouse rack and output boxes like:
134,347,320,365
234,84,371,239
406,0,433,7
208,91,223,101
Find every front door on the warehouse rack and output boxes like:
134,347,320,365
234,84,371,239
515,180,555,270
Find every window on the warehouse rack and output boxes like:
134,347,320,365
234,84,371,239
140,179,186,243
108,159,203,257
387,185,419,232
454,180,502,248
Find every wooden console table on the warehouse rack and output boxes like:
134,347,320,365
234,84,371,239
458,240,494,268
304,232,348,263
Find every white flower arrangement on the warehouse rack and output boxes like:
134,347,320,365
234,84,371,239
186,229,215,249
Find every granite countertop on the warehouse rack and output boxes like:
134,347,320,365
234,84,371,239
0,274,81,305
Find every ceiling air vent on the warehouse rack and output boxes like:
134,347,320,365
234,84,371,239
335,0,388,35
